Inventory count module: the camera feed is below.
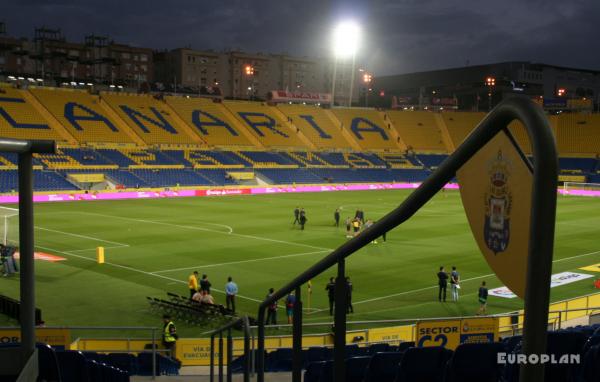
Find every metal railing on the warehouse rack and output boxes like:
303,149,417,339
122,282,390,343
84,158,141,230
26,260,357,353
209,316,251,382
255,97,558,382
0,138,55,378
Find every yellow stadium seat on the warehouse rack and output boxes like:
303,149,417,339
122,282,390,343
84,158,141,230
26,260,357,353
223,100,308,148
30,88,136,144
556,114,600,155
101,92,199,144
276,104,353,149
331,108,398,150
386,111,447,152
165,96,255,147
441,112,486,148
0,85,63,141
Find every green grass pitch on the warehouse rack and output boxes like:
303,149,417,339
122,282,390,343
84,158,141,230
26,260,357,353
1,189,599,337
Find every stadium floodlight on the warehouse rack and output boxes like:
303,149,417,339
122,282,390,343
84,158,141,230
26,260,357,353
109,84,116,88
8,76,16,80
333,21,360,59
331,20,361,107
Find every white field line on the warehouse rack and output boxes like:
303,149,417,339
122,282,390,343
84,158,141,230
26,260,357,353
68,245,129,253
35,226,130,247
151,249,330,274
35,244,265,305
307,249,600,314
73,211,332,252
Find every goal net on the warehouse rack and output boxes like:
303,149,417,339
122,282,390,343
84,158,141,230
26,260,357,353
563,182,600,195
0,206,19,245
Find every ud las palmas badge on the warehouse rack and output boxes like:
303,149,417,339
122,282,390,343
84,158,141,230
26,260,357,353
457,130,533,299
484,150,513,254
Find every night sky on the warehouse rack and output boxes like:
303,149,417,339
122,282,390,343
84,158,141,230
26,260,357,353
2,0,599,75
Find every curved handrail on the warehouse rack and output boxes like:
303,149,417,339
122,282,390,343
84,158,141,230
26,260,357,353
255,97,557,382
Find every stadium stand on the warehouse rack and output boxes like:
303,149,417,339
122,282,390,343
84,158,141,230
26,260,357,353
30,87,139,144
0,86,600,192
331,108,399,150
441,112,486,149
223,100,308,148
555,114,600,155
165,96,257,147
101,92,201,144
228,324,600,381
277,104,354,149
0,84,65,141
386,111,447,152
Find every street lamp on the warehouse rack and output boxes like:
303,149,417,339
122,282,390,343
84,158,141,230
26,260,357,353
244,65,255,100
363,72,372,107
331,21,360,107
485,76,496,111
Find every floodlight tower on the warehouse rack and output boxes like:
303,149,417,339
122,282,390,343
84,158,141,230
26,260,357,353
331,21,360,107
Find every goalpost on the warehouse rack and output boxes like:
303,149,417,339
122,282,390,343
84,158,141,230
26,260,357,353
563,182,600,194
0,206,19,245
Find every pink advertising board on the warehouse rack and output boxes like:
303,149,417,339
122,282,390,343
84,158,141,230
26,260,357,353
0,183,458,204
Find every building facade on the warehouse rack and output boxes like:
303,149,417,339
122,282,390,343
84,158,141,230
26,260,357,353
153,47,361,103
0,27,153,88
370,62,600,111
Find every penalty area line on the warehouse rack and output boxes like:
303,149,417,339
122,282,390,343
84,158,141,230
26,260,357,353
35,244,265,305
73,211,331,252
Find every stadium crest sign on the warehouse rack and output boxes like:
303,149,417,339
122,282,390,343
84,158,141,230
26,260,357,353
457,131,533,299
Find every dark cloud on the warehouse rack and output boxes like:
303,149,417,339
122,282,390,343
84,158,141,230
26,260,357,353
1,0,598,75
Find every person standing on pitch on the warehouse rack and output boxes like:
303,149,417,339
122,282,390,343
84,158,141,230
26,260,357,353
334,208,340,227
200,274,212,294
293,206,300,225
299,208,307,230
437,266,448,302
225,276,238,314
450,266,460,301
346,277,354,313
188,271,199,299
477,281,488,315
266,288,278,326
285,292,296,324
325,277,336,315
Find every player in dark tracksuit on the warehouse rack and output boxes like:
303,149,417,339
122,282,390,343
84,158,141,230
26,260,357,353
334,209,340,227
293,207,300,225
437,266,448,302
299,208,307,230
325,277,335,315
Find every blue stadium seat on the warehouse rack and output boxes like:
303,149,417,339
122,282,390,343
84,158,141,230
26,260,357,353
445,342,506,382
56,350,90,382
36,343,62,382
304,360,326,382
266,348,293,372
397,341,415,352
345,356,372,382
303,347,328,368
363,351,404,382
367,343,391,354
107,353,137,375
581,344,600,382
395,346,453,382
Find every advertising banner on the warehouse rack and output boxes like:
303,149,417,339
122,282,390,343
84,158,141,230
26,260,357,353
489,272,595,298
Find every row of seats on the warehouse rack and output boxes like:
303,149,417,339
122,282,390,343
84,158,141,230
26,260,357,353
5,84,600,154
11,148,420,170
231,324,600,381
0,342,180,381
